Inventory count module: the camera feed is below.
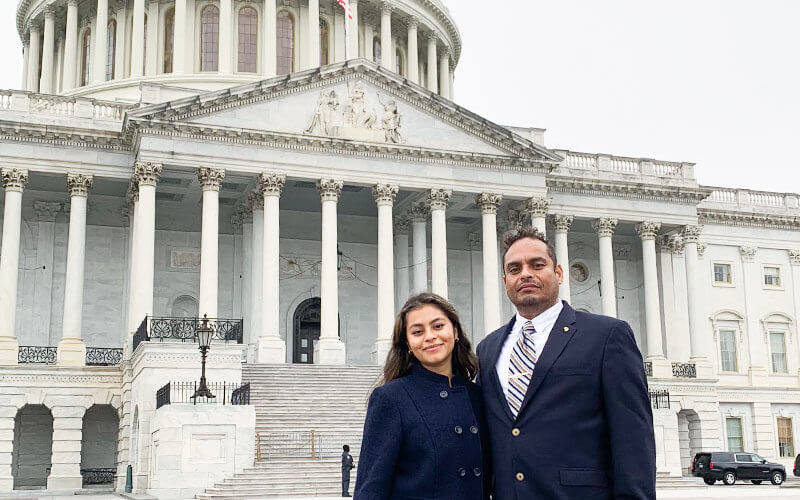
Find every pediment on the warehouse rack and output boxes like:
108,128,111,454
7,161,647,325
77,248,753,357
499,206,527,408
128,60,561,166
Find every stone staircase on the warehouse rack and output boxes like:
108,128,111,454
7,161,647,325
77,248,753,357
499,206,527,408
195,364,383,499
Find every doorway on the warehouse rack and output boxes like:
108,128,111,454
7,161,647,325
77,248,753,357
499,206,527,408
293,298,321,364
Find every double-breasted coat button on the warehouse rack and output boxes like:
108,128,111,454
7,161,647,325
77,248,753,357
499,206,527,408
512,428,521,437
454,425,463,434
473,468,482,477
439,390,448,399
458,468,467,477
470,425,479,434
516,472,525,481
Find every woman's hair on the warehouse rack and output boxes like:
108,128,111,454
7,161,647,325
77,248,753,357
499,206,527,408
381,292,478,384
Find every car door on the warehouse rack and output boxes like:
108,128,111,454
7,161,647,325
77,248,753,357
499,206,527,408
734,453,754,479
750,454,771,480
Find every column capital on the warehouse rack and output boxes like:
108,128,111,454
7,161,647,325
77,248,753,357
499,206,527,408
350,0,359,5
380,1,394,15
318,178,343,202
67,173,94,197
788,249,800,266
696,241,707,258
394,214,410,234
593,217,618,237
739,246,757,262
550,214,573,233
67,0,79,6
258,172,287,197
408,202,429,222
525,196,549,217
476,193,503,214
667,234,684,255
133,161,162,186
43,6,56,18
426,188,451,210
635,221,661,241
682,224,703,243
248,191,264,210
197,167,226,191
406,16,419,29
33,201,62,221
373,183,399,206
1,168,29,192
427,32,439,44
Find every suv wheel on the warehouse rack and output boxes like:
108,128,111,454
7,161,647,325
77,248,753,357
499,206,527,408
723,471,736,485
770,471,784,485
703,478,716,485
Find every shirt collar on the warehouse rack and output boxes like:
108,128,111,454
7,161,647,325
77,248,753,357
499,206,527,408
514,300,564,334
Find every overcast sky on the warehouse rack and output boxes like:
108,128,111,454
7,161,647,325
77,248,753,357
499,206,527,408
1,1,798,193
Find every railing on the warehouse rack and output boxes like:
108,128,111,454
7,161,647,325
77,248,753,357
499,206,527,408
609,157,638,174
672,362,697,378
155,381,251,409
565,152,597,170
705,187,798,210
0,90,12,110
0,90,133,121
708,188,737,203
644,361,653,377
649,390,670,409
558,150,695,180
132,316,244,352
86,347,123,366
80,467,115,485
653,161,683,176
255,430,362,461
18,346,57,364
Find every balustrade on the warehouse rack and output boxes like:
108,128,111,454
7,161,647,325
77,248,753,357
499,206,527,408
132,316,244,352
18,345,57,364
18,345,123,365
155,380,250,408
671,362,697,378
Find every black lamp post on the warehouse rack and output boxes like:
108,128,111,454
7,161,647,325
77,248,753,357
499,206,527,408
191,314,215,400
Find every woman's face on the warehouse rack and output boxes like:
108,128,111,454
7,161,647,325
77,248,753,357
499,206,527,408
405,304,457,375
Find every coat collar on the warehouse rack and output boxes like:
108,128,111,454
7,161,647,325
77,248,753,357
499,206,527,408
409,362,466,388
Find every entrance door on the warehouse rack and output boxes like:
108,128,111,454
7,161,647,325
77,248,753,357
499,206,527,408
293,298,321,364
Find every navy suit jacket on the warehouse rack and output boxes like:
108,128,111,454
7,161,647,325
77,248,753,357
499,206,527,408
476,301,655,500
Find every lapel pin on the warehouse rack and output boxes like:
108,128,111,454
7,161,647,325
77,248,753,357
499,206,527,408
563,326,570,332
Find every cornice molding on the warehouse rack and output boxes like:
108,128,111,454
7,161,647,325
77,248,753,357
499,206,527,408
0,122,132,152
698,208,800,230
547,176,711,204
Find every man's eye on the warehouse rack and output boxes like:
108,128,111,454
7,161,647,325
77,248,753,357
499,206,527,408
508,268,520,274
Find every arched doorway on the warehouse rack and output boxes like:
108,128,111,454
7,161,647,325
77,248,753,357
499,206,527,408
678,409,702,475
12,404,53,489
171,295,199,318
293,298,321,364
80,405,120,487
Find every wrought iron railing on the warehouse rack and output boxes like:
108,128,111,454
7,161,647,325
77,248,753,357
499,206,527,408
80,467,115,485
644,361,653,377
256,430,363,461
86,347,123,366
672,362,697,378
649,390,670,409
132,316,244,352
18,346,57,364
155,381,250,409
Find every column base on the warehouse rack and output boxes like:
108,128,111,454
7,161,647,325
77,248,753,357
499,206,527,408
0,337,19,365
314,338,346,365
256,336,286,364
372,338,393,365
57,337,86,366
689,356,716,379
47,474,82,490
748,365,769,386
647,356,672,378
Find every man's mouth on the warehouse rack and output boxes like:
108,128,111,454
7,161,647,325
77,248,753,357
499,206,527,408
518,283,540,292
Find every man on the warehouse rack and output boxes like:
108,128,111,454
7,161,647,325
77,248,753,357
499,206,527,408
341,444,355,497
476,227,655,499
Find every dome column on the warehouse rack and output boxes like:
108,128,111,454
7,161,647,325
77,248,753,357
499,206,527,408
406,17,418,84
145,0,159,75
40,8,56,93
27,25,41,92
219,0,233,74
63,0,79,90
426,34,438,92
174,0,188,73
347,0,359,59
92,0,109,84
380,2,393,70
262,0,276,76
131,0,146,77
306,0,320,69
438,49,450,99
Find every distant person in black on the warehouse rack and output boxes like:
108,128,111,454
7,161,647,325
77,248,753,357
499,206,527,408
342,444,355,497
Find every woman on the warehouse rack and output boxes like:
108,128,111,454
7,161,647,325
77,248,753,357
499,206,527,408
354,293,491,499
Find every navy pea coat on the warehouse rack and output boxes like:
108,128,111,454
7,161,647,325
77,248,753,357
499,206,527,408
354,363,491,500
476,301,655,500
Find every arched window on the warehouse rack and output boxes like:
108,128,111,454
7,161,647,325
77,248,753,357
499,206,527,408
373,37,381,65
106,20,116,81
238,7,258,73
276,11,294,75
319,19,329,66
201,5,220,72
395,48,404,77
163,8,175,73
80,29,91,86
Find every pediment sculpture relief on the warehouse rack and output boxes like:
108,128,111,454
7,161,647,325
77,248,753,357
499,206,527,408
304,82,404,144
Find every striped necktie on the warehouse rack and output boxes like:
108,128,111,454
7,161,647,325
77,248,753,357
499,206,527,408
507,320,537,418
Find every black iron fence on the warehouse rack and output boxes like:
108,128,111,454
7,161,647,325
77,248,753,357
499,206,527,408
80,467,115,485
155,381,251,409
649,389,670,409
133,316,244,352
672,362,697,378
86,348,123,366
18,346,57,364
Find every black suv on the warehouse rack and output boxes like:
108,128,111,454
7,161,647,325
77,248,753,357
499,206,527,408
691,451,786,485
794,454,799,477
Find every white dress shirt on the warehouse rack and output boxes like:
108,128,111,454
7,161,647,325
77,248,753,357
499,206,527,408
496,300,564,401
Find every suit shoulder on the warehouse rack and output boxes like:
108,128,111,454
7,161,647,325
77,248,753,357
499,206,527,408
575,309,632,332
477,323,509,352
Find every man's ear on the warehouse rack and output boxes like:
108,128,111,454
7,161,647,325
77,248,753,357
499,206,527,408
555,264,564,284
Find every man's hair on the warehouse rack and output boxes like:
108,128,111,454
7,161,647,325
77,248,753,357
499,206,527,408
502,226,558,271
343,444,350,452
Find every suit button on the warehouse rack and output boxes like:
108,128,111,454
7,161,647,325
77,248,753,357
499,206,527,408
454,425,463,435
512,428,520,437
473,468,482,477
470,425,479,434
440,390,448,399
516,472,525,482
458,468,466,477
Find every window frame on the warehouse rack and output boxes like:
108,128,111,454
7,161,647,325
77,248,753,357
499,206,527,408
726,417,744,453
769,330,788,374
711,260,734,287
719,329,738,373
236,5,259,73
199,3,220,72
276,9,295,75
777,416,795,458
762,264,783,290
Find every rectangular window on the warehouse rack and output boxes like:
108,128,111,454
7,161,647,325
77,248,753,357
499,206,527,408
726,418,744,452
777,417,794,457
770,331,788,373
714,263,732,284
719,330,737,372
764,266,781,287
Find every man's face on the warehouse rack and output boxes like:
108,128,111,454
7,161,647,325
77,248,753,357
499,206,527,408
503,238,563,311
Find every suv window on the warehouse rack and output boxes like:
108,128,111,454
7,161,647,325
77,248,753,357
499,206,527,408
751,454,764,462
712,452,734,462
735,453,751,462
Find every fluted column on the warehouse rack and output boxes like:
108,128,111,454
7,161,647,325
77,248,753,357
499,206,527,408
249,192,264,357
40,8,56,93
409,203,428,293
478,193,503,332
306,0,320,70
347,0,359,60
114,6,126,78
428,188,451,298
551,215,573,302
57,174,94,366
315,179,346,364
262,0,276,76
526,196,549,235
27,26,41,92
373,184,398,362
682,225,705,360
593,217,618,317
406,17,418,84
394,216,410,310
438,49,450,99
145,0,159,75
636,222,667,367
257,173,287,363
92,0,109,83
380,2,393,70
426,35,438,92
130,0,146,77
0,169,28,365
197,168,225,319
174,0,188,73
219,0,233,74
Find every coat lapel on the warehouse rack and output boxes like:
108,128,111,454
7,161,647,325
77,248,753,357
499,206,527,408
516,302,578,420
485,316,516,422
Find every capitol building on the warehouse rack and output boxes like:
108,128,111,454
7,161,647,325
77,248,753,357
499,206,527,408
0,0,798,497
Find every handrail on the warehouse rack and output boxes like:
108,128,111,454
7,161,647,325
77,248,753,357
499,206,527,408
255,430,363,461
